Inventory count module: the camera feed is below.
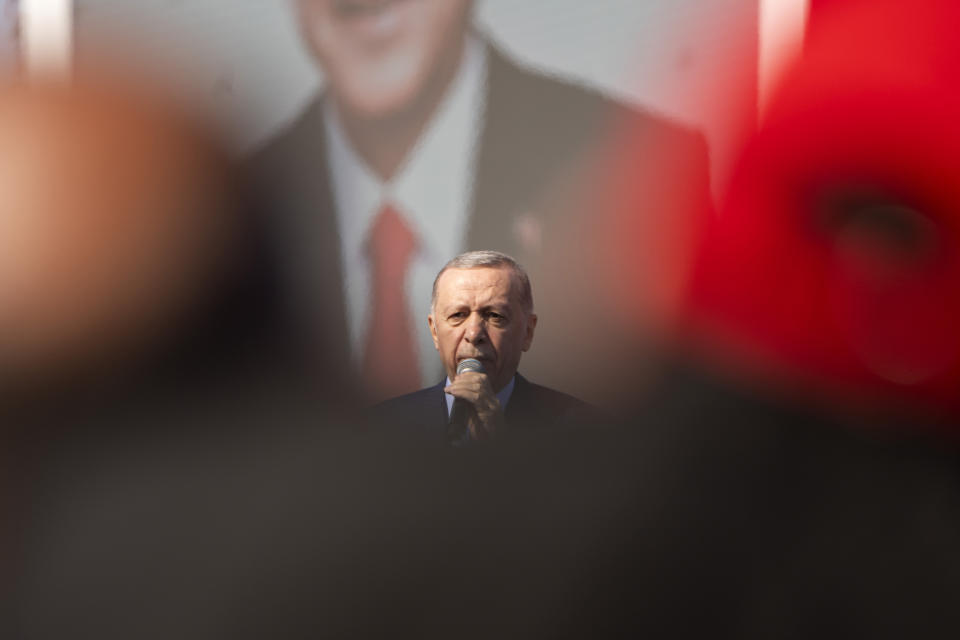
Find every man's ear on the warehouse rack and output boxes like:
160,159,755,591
521,313,537,352
428,314,440,351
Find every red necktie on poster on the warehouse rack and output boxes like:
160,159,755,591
361,204,420,401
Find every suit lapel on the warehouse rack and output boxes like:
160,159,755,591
503,374,533,426
432,380,450,434
468,45,607,257
260,97,352,373
467,46,537,259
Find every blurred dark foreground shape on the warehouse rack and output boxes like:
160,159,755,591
648,0,960,635
0,72,355,612
0,79,247,413
0,72,353,429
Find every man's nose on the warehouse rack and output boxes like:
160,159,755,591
464,313,487,343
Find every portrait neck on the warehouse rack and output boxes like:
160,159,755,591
334,32,468,181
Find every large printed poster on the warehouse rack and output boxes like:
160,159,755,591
70,0,760,400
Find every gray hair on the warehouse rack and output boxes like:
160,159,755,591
431,250,534,313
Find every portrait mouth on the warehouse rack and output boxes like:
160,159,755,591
333,0,410,17
329,0,415,45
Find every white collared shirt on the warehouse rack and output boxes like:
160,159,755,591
323,36,488,386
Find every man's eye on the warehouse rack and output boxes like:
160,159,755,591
449,312,467,321
488,312,506,323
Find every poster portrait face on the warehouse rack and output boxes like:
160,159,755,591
295,0,473,120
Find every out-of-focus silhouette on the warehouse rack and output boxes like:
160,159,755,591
685,0,960,421
0,80,239,410
0,67,337,508
640,0,960,635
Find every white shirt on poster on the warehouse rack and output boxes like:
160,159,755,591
323,35,488,387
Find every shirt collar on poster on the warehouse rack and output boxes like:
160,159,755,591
323,34,487,266
323,34,488,380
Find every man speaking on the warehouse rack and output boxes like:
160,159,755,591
377,250,596,442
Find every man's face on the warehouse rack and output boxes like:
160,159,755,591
296,0,473,119
428,266,537,392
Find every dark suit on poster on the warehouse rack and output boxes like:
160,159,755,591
374,373,601,440
252,40,711,404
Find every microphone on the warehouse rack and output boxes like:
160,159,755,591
447,358,485,444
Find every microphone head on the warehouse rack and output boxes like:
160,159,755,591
456,358,485,376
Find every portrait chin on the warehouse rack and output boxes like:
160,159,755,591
327,46,432,119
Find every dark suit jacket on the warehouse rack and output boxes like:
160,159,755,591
251,39,711,405
373,373,602,442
